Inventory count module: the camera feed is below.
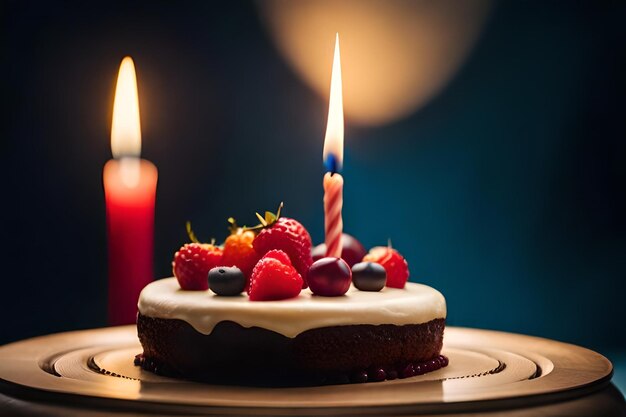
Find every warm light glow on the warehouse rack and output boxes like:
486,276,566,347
323,34,344,172
111,56,142,160
118,157,141,188
259,0,492,126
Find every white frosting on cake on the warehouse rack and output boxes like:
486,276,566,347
138,278,446,338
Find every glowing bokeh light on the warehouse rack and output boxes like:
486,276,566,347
259,0,492,126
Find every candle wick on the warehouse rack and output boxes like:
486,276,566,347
324,154,340,175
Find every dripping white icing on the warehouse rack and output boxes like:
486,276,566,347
138,278,446,338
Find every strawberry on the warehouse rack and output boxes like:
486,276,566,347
250,203,313,288
248,250,303,301
221,218,260,287
362,246,410,289
173,243,223,290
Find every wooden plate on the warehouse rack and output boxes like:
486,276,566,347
0,326,613,414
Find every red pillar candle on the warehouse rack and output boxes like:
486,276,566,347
323,34,345,257
104,57,158,326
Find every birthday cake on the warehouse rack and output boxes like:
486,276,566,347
135,205,448,385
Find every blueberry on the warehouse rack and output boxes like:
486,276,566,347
351,262,386,292
208,266,246,296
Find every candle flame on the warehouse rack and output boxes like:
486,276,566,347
111,57,142,187
323,33,344,173
111,57,142,160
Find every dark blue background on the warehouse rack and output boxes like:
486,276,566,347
2,0,625,386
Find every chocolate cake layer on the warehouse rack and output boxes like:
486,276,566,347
137,313,445,386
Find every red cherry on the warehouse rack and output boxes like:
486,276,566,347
311,234,367,267
307,257,352,297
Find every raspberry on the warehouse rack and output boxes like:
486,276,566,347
253,217,313,287
222,229,260,287
248,250,303,301
172,243,223,290
261,249,292,265
362,246,410,288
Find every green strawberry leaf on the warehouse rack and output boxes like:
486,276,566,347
243,202,285,232
265,211,276,224
255,212,268,227
186,221,200,243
